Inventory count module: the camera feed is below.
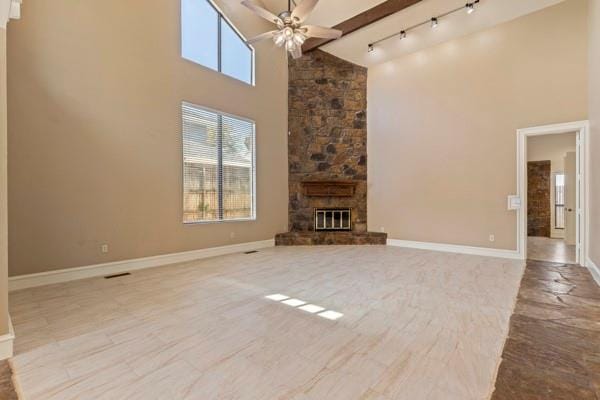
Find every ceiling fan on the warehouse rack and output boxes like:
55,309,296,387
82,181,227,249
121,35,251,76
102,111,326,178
242,0,342,59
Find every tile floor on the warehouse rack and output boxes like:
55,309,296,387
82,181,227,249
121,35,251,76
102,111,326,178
491,259,600,399
8,246,524,400
0,361,17,400
527,236,577,264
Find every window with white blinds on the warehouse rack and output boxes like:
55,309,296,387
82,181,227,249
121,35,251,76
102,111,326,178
182,102,256,223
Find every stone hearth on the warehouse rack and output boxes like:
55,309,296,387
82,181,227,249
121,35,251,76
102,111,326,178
275,231,387,246
276,50,386,246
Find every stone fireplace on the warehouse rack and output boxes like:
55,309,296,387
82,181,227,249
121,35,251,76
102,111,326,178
275,50,386,246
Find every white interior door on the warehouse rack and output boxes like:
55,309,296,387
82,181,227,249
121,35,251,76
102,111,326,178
575,132,585,265
564,151,577,246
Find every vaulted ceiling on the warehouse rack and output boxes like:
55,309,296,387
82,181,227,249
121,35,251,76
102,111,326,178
261,0,387,28
262,0,567,67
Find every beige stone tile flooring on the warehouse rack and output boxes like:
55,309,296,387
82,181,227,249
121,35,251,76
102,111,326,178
527,236,576,264
9,246,525,400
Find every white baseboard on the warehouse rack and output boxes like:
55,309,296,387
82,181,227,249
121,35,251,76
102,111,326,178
9,239,275,292
0,317,14,361
587,257,600,287
387,239,524,260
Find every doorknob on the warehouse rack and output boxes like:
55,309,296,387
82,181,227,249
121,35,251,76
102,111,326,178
567,208,573,212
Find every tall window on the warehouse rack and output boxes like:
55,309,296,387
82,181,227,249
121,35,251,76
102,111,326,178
181,0,254,85
182,102,256,223
555,173,565,229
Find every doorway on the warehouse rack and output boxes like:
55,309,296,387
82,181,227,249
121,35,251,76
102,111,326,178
526,133,576,263
517,121,589,265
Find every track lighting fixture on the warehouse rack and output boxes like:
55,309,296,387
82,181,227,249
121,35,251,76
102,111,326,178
367,0,482,54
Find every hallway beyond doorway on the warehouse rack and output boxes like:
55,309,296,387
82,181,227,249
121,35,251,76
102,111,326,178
528,236,576,264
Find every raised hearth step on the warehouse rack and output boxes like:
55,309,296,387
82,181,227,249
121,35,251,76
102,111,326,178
275,231,387,246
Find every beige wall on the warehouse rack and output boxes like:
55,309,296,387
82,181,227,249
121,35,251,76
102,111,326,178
527,132,576,238
368,0,588,250
590,0,600,266
7,0,288,276
0,27,8,334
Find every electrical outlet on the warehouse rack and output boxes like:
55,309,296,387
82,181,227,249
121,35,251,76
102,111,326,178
230,232,235,239
489,234,495,243
380,227,385,233
101,244,109,253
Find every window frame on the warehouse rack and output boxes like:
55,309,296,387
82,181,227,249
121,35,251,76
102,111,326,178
554,172,566,230
182,102,257,225
181,0,255,86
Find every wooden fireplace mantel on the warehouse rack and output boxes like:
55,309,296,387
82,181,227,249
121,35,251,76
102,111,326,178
302,181,357,197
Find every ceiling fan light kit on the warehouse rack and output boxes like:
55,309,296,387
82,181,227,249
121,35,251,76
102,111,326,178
242,0,342,59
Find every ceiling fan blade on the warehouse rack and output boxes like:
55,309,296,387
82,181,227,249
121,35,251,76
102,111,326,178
291,0,319,23
290,46,303,59
246,30,279,44
303,25,342,39
241,0,283,25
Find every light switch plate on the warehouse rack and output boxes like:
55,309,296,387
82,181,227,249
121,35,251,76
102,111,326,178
507,195,521,210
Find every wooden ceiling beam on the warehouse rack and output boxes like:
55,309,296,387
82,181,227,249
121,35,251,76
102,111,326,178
302,0,423,53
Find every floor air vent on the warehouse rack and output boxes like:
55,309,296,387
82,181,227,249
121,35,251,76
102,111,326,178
104,272,131,279
244,250,259,254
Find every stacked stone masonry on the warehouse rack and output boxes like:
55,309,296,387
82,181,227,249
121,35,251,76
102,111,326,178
287,50,368,232
278,50,386,245
527,161,551,237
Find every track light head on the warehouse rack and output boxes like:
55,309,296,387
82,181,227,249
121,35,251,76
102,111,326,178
368,1,481,50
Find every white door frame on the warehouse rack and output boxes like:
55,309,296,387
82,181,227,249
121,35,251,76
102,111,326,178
517,120,590,265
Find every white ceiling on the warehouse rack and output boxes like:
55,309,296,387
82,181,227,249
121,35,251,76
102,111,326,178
260,0,386,27
262,0,567,67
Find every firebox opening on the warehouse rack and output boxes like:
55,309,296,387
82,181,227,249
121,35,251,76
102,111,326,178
314,208,352,231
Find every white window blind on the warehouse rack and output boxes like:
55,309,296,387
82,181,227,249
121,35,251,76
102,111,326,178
182,102,256,223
